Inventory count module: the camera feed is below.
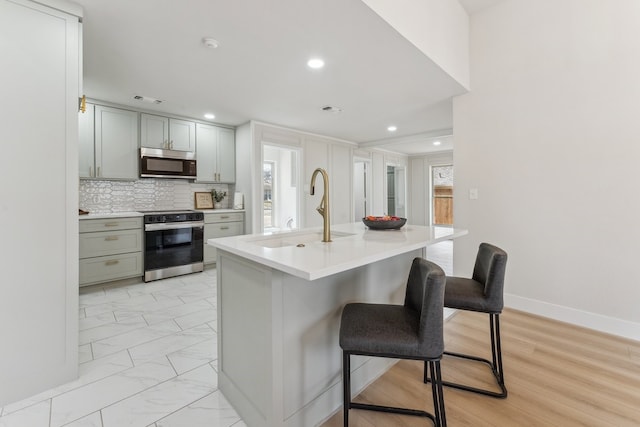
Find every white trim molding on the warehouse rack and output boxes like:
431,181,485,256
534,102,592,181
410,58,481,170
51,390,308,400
505,293,640,342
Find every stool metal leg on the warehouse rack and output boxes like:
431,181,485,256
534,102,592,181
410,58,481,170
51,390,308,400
429,361,447,427
343,352,350,427
343,351,446,426
426,313,507,399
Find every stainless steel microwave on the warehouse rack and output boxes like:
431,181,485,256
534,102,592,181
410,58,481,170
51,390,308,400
140,147,197,179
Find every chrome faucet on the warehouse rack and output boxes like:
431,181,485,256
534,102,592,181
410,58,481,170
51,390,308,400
310,168,331,242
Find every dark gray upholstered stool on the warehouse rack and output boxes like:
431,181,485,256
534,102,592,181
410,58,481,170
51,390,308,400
425,242,508,398
340,258,447,427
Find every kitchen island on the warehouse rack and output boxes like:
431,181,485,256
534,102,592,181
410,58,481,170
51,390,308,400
208,222,467,427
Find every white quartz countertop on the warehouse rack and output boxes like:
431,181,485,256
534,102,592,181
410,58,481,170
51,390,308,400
197,209,245,214
79,209,244,220
208,222,468,280
79,211,143,220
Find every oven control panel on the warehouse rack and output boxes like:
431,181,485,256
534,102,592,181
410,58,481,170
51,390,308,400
143,211,204,224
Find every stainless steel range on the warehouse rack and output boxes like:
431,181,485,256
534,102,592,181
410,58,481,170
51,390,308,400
141,210,204,282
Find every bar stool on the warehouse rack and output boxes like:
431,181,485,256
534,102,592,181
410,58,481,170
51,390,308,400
426,242,508,398
340,258,447,426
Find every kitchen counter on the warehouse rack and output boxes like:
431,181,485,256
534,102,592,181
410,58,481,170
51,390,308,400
209,222,468,427
197,208,245,214
79,209,245,220
78,211,143,220
208,222,467,280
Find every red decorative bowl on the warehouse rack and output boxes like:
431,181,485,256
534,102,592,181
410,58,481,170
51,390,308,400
362,217,407,230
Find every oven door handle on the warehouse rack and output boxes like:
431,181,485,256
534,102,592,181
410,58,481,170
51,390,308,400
145,221,204,231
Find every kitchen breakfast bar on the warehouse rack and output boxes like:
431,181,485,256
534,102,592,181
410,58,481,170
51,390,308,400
208,223,468,427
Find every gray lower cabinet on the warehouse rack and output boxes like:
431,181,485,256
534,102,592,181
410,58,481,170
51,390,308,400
204,211,244,264
79,217,143,286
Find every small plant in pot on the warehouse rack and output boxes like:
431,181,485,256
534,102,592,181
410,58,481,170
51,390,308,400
212,189,227,208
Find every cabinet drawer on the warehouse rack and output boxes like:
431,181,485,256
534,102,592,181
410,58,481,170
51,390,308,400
204,221,244,264
205,221,244,238
79,252,143,286
79,229,142,259
204,212,244,224
80,217,142,232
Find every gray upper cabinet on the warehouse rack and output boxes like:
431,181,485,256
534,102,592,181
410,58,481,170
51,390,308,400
79,104,139,180
141,113,195,152
78,103,96,178
196,123,235,183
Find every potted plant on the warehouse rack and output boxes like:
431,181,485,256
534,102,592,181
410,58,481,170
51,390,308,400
212,189,227,209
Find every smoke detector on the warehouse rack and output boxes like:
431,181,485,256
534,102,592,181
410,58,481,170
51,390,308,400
202,38,219,49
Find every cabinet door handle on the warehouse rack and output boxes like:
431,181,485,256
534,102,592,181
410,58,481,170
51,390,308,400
170,140,174,149
220,216,229,219
220,226,229,230
104,222,119,227
105,260,119,266
104,236,119,241
97,166,101,177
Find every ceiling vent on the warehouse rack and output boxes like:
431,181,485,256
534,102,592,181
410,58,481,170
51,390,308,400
321,105,342,113
133,95,163,104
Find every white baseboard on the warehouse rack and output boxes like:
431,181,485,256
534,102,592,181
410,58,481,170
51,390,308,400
505,293,640,341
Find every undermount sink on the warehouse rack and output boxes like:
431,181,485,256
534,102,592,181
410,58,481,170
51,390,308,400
247,231,354,248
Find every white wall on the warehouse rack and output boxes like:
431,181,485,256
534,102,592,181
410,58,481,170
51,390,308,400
361,0,470,89
453,0,640,339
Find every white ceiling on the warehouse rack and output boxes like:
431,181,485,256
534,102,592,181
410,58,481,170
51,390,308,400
458,0,506,15
74,0,499,155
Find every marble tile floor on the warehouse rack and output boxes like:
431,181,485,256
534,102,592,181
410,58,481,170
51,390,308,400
0,268,246,427
0,240,453,427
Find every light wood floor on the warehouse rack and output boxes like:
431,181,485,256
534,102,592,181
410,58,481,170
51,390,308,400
321,308,640,427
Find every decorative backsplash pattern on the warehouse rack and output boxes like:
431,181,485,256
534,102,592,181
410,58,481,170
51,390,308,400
79,179,231,213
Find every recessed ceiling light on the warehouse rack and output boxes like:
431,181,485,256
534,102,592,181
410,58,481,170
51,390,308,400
307,58,325,69
433,140,442,146
204,113,215,120
387,126,397,132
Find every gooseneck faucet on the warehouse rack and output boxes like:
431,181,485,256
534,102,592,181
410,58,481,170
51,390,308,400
310,168,331,242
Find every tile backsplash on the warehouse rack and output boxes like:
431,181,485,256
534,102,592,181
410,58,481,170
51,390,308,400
79,179,231,213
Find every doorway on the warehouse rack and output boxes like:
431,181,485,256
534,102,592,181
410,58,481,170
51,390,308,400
353,159,371,220
432,165,453,226
387,165,406,217
262,145,300,232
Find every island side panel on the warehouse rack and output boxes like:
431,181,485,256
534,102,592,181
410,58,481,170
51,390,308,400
217,251,274,427
217,247,425,427
280,250,422,426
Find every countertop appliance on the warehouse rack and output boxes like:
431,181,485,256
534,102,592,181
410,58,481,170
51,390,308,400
140,147,197,179
141,210,204,282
